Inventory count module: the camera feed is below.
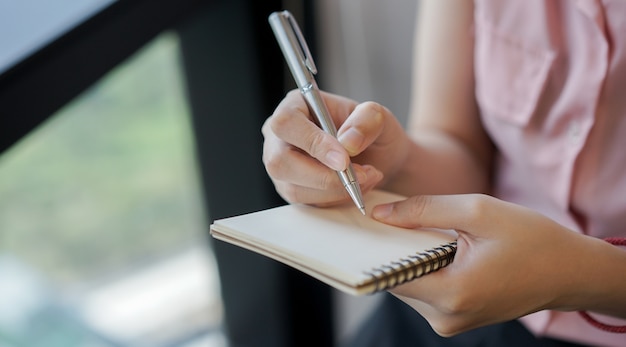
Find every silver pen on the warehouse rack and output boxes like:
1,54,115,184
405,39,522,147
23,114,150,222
269,10,366,215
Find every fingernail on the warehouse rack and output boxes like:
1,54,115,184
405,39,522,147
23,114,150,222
338,128,364,155
372,203,393,220
325,150,346,171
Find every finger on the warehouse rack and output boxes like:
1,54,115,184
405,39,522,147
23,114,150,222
268,149,383,191
317,90,362,125
263,126,384,201
337,101,386,156
273,166,383,206
371,194,497,234
273,181,351,206
263,135,343,191
267,96,350,171
263,125,382,188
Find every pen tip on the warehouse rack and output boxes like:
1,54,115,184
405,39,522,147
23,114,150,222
359,207,366,216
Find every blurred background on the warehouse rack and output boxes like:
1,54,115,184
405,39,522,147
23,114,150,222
0,0,417,346
0,30,224,347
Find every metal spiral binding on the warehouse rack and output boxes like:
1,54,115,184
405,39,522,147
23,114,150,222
364,241,457,293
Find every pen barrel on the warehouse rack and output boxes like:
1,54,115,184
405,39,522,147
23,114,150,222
303,87,364,209
301,86,338,137
268,11,315,88
339,164,359,186
339,164,365,211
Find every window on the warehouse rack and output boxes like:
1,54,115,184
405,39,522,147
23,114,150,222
0,33,226,347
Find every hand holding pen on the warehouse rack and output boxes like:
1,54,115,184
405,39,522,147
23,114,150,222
269,10,366,214
263,11,407,211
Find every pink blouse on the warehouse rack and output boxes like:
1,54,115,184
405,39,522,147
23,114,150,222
473,0,626,346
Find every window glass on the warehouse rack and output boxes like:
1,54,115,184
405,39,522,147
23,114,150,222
0,0,116,73
0,32,226,347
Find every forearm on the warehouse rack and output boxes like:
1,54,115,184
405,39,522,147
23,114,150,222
382,0,491,197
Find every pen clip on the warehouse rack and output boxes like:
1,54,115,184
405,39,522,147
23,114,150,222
283,11,317,75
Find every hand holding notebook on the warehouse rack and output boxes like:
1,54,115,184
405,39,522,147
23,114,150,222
210,190,457,295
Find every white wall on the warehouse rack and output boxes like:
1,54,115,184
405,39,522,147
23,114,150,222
316,0,418,127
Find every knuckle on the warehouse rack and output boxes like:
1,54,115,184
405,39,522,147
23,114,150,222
407,195,432,220
465,194,492,220
261,148,287,179
305,131,331,158
269,108,293,135
263,154,282,177
358,101,383,114
263,150,287,180
356,101,388,121
428,302,475,337
279,184,300,203
438,291,474,317
430,318,467,338
261,117,273,138
316,170,338,191
286,89,301,98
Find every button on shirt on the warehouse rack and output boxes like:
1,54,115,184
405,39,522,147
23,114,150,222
473,1,626,346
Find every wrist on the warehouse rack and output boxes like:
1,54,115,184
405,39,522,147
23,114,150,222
550,235,626,318
578,237,626,333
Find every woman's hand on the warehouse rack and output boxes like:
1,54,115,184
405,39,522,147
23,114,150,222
262,90,410,206
371,194,624,336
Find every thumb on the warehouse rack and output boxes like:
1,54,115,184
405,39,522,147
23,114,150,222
371,194,493,234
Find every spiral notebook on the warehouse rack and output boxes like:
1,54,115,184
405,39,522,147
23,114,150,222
210,190,457,295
